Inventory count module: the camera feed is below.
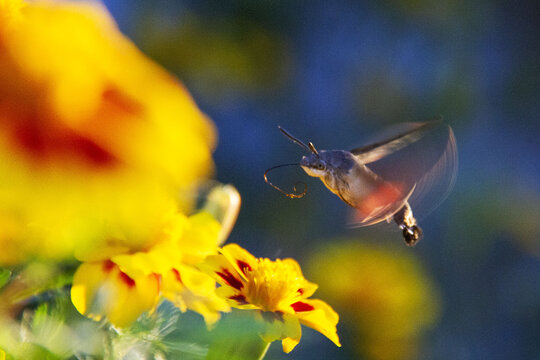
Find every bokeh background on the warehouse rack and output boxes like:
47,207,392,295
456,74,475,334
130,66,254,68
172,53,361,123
101,1,540,359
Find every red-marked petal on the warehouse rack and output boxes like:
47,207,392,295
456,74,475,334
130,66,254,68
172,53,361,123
12,123,119,168
220,244,257,279
237,260,252,274
295,299,341,347
119,271,136,287
172,268,182,283
216,269,243,290
229,294,248,305
291,301,315,312
103,259,115,272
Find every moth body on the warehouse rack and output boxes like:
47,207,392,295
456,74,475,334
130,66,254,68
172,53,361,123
300,150,382,207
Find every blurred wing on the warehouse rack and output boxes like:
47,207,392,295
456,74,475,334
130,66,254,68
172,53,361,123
351,117,442,164
357,123,457,223
349,183,416,227
406,126,458,218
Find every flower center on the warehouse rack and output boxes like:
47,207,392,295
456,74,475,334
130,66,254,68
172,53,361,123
244,258,303,311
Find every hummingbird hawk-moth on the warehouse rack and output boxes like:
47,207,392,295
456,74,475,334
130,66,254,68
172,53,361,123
264,118,457,246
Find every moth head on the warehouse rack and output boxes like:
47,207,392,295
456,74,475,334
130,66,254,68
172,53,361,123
300,153,327,178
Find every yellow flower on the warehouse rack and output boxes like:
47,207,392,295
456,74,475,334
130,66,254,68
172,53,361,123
71,259,161,328
71,211,232,328
201,244,341,353
307,241,440,360
0,0,24,29
0,0,215,264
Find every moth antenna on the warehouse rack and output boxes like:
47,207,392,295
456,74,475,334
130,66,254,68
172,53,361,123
308,142,319,156
264,163,308,198
278,126,312,153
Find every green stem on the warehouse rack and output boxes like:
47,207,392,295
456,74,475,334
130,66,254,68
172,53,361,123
257,342,271,360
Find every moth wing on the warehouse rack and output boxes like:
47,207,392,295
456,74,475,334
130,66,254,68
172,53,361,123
353,124,457,224
348,183,416,227
403,126,458,219
351,117,442,164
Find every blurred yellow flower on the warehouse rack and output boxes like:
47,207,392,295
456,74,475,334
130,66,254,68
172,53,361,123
307,241,440,360
71,211,231,328
71,259,161,328
0,0,24,28
0,0,216,264
201,244,341,353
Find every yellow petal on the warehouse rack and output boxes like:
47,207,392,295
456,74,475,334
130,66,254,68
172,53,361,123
280,258,318,300
162,265,230,326
177,212,221,264
106,272,160,328
112,244,178,279
176,264,217,296
220,243,258,279
161,268,185,296
296,281,319,300
75,244,131,263
71,262,107,317
198,254,245,291
282,337,301,353
0,0,25,29
71,261,160,327
294,299,341,347
199,184,241,245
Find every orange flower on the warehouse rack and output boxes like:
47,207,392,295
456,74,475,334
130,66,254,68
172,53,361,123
0,0,215,264
201,244,341,353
